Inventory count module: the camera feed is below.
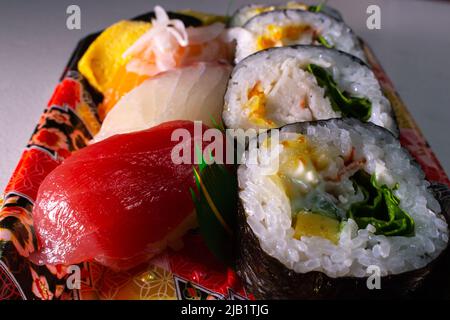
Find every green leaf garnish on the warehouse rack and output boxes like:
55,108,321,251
347,170,415,237
306,64,372,122
191,153,237,264
308,1,326,13
316,35,333,48
209,114,225,132
194,143,207,171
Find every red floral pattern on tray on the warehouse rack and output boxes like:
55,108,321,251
0,261,25,300
4,148,61,203
0,40,449,300
400,128,450,185
47,78,82,109
169,233,248,299
0,72,97,300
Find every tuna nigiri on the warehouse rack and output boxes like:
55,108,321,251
30,120,208,271
93,62,231,143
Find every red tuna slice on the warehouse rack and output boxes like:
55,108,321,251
30,120,209,271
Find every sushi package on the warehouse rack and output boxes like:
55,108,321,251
0,4,449,300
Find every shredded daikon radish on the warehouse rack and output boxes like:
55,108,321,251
123,6,232,76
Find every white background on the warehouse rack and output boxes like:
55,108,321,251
1,0,450,189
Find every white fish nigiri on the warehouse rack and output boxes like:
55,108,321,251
93,62,231,142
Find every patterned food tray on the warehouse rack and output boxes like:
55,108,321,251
1,11,449,300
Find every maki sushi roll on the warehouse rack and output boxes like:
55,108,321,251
229,2,343,27
231,9,365,62
223,46,397,134
236,119,449,299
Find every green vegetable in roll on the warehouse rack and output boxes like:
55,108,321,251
306,64,372,122
348,170,415,237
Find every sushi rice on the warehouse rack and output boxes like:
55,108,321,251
231,9,365,63
223,46,397,134
238,119,448,278
229,1,343,27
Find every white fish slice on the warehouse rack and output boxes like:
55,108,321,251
93,62,232,142
183,63,229,126
161,63,205,122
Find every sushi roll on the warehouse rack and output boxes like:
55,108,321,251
229,2,343,28
223,46,397,135
232,9,365,63
236,119,449,299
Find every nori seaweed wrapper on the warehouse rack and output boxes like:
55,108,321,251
235,120,450,299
